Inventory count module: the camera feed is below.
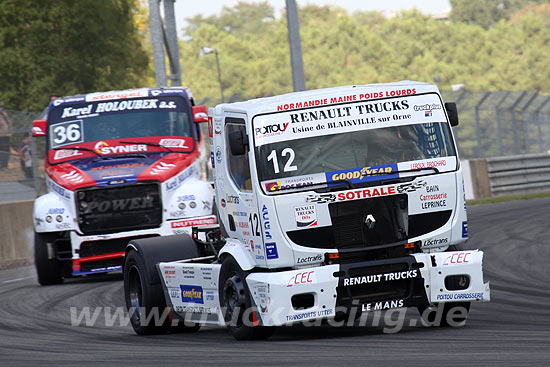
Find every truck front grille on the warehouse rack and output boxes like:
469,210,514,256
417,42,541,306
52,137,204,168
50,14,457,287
287,195,408,250
76,183,162,235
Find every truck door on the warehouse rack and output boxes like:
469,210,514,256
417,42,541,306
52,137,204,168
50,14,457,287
221,114,266,266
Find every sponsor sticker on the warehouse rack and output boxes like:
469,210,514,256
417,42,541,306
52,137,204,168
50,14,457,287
86,88,149,102
208,117,213,138
443,252,472,265
436,292,484,301
305,193,336,204
159,138,189,148
287,270,315,287
47,208,65,214
265,242,278,259
93,141,147,155
265,181,281,193
296,254,323,264
53,149,83,160
462,221,468,238
343,270,418,286
171,217,217,228
180,285,204,304
286,309,334,322
263,173,325,194
255,122,290,138
215,146,222,163
423,238,449,247
327,164,398,185
261,205,273,240
336,185,396,201
294,205,317,228
362,299,404,312
164,266,176,279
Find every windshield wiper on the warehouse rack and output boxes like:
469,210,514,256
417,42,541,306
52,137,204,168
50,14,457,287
53,146,101,157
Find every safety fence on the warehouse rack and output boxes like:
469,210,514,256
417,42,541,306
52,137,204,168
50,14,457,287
441,90,550,160
486,153,550,196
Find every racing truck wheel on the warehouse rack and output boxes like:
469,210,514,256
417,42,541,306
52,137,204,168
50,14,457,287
34,232,63,285
124,249,169,335
124,249,201,335
219,256,276,340
123,235,202,335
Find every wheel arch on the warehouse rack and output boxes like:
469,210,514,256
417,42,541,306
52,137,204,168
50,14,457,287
124,234,201,285
218,239,256,271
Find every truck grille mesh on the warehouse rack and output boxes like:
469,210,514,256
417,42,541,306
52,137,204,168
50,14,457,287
76,183,162,235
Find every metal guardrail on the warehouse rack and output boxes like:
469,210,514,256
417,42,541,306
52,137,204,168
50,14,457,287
487,153,550,196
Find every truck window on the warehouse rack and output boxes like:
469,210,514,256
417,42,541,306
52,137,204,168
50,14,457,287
225,118,252,192
47,96,194,149
252,93,458,193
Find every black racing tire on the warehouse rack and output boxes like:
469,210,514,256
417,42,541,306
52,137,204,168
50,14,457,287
219,256,276,340
124,249,170,335
123,235,202,335
34,232,63,286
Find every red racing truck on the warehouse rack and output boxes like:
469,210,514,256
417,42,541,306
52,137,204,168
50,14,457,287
32,87,215,285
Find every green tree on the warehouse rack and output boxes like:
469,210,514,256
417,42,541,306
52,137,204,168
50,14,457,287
183,1,275,38
0,0,150,110
450,0,550,28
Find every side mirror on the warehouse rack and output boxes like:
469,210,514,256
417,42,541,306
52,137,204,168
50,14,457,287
32,119,47,137
228,130,248,156
445,102,459,127
192,105,208,123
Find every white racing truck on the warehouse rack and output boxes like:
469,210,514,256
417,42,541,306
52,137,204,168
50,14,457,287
32,87,215,285
123,81,490,340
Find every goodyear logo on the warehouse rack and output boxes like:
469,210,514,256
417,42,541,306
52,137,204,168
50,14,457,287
265,181,281,192
328,164,398,184
180,285,204,304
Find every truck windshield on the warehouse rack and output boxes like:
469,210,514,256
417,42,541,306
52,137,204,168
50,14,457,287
47,96,193,150
252,93,457,193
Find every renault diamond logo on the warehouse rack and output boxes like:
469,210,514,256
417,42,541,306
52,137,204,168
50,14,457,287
364,214,376,229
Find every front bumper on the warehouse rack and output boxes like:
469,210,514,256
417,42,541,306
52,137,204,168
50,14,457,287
246,250,489,326
70,215,216,275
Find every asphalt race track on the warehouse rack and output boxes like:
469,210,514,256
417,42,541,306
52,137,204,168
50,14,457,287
1,198,549,366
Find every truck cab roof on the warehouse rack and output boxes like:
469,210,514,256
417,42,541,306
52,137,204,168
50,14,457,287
47,86,195,113
213,80,438,117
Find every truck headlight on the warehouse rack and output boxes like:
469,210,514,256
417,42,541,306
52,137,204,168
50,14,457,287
178,202,186,209
190,201,197,209
56,215,63,222
46,216,52,223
